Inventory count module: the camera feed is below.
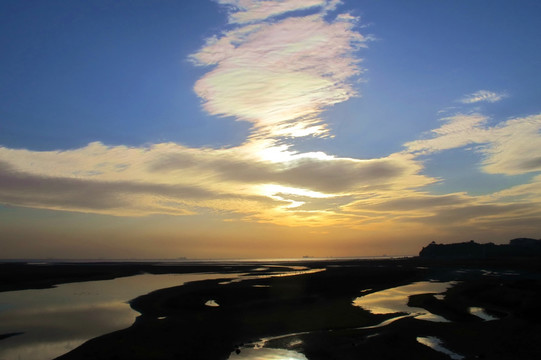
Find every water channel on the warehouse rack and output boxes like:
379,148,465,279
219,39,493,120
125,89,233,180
0,272,233,360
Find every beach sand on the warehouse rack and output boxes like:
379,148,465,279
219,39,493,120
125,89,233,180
2,258,541,359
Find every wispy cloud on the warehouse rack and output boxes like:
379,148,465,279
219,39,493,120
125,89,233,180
405,113,541,175
217,0,341,24
1,112,540,229
191,2,366,139
405,113,489,154
1,0,540,238
482,114,541,175
0,141,434,226
460,90,508,104
491,174,541,203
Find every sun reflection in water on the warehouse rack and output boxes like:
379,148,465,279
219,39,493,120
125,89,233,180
352,281,455,322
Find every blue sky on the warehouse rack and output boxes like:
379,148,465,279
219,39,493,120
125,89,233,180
1,0,540,259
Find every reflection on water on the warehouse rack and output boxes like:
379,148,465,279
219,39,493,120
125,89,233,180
468,307,498,321
219,268,326,285
352,281,455,322
205,300,220,307
356,314,413,330
0,265,327,360
417,336,464,360
228,347,308,360
0,273,231,360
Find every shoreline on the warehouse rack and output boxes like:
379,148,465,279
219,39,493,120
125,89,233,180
1,255,537,293
2,257,541,359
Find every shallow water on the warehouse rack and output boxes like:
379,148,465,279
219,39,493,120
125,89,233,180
0,266,327,360
468,306,498,321
417,336,464,360
0,272,232,360
228,347,308,360
205,299,220,307
352,281,455,322
219,268,325,285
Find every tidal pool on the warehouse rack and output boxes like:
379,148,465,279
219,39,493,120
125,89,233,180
0,272,232,360
352,281,456,322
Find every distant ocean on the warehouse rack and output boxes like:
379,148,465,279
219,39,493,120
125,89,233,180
0,255,412,264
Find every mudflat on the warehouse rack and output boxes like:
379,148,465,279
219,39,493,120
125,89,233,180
2,257,541,359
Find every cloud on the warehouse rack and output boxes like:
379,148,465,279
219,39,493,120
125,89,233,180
352,193,470,213
481,114,541,175
405,113,541,175
0,0,441,233
0,140,435,225
216,0,340,24
1,114,539,229
418,203,539,228
191,4,366,139
490,174,541,202
152,150,427,193
340,186,541,234
1,0,539,237
0,158,281,217
405,113,488,154
460,90,508,104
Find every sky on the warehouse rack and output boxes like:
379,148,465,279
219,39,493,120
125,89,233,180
1,0,540,259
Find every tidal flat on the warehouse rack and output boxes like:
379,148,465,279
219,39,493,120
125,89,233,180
1,257,541,360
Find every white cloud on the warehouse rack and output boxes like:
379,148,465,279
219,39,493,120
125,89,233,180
405,113,541,176
491,174,541,202
216,0,340,24
0,140,435,226
1,116,540,228
191,4,366,139
481,114,541,175
1,0,540,235
460,90,508,104
405,113,489,154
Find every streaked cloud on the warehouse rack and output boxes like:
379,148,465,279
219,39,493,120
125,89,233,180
491,174,541,202
0,156,282,217
1,112,539,230
405,113,488,154
1,0,540,242
406,113,541,175
0,141,434,226
191,2,366,139
459,90,508,104
217,0,341,24
481,114,541,175
349,193,470,213
417,203,539,228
